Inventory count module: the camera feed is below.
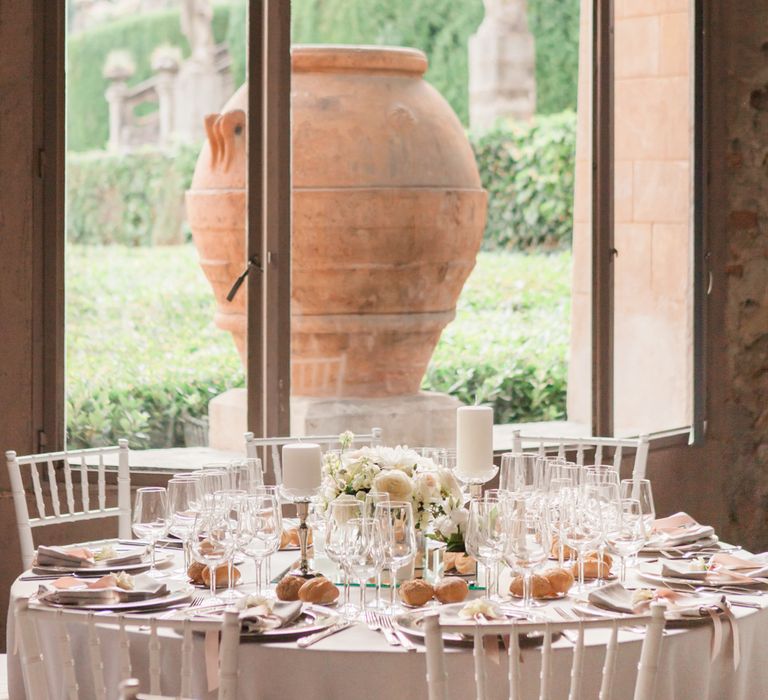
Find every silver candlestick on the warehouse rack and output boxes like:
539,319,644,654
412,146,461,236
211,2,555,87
280,488,320,579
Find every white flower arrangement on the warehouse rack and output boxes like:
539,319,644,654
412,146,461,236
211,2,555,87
321,434,464,531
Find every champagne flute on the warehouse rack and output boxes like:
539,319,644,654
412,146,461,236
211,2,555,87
504,497,552,608
190,506,235,603
325,498,364,619
345,517,384,616
465,498,507,600
365,491,390,609
605,498,647,583
132,487,169,576
241,494,281,596
374,501,416,611
167,478,202,572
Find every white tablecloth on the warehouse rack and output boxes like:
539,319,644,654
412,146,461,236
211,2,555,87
7,548,768,700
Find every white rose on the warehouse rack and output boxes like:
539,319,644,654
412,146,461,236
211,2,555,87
372,469,413,502
413,471,440,503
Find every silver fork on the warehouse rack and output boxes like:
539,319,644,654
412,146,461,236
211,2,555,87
373,611,416,651
364,609,399,646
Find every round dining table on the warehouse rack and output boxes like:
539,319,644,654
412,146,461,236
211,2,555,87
6,545,768,700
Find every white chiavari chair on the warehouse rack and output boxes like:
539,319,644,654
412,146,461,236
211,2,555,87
244,427,383,484
424,603,665,700
510,431,650,480
15,599,240,700
6,440,132,569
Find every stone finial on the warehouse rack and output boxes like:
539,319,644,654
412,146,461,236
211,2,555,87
151,45,182,73
181,0,215,63
103,49,136,82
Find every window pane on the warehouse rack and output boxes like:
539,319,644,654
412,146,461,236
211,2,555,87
612,2,693,435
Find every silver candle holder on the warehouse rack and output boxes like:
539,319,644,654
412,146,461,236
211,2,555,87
280,487,320,579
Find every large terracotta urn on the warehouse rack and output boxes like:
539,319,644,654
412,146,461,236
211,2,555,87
187,45,487,398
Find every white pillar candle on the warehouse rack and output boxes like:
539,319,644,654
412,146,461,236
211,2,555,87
281,443,322,497
456,406,494,479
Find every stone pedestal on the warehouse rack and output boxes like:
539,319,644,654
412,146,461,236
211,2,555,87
208,389,463,451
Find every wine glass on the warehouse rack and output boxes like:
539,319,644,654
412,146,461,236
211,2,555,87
189,506,235,603
132,487,169,576
229,458,264,493
562,485,604,591
167,478,202,572
252,485,283,584
200,469,228,507
499,453,542,499
546,476,574,567
589,480,622,584
464,498,508,600
345,517,384,616
213,489,248,600
374,501,416,611
325,498,364,618
364,491,390,609
620,478,655,531
504,496,552,608
241,494,282,597
605,498,647,583
585,464,620,487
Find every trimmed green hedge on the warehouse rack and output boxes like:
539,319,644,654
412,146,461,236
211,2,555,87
66,5,233,152
67,0,580,151
66,145,201,246
473,112,576,252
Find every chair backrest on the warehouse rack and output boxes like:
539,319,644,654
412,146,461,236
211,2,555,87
6,440,131,569
424,603,666,700
510,431,650,480
244,428,383,484
15,598,239,700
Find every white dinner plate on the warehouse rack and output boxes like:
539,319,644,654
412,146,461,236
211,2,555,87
239,604,340,640
32,552,171,576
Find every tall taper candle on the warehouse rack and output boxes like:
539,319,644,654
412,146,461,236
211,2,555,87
456,406,494,478
282,443,322,497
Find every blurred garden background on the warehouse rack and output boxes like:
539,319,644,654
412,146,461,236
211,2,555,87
65,0,579,448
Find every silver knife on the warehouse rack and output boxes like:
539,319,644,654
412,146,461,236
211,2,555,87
296,621,353,648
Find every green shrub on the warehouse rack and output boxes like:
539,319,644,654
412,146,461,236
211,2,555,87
472,112,576,252
67,5,233,152
66,145,199,246
65,244,244,449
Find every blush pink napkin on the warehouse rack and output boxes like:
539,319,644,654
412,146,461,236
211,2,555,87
652,512,698,534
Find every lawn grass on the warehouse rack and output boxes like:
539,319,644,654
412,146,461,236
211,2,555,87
65,244,571,447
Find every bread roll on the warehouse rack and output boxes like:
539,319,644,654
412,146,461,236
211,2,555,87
298,576,339,605
276,575,305,601
585,550,613,567
279,530,293,549
434,577,469,604
201,564,241,589
572,558,611,579
549,536,578,560
399,579,435,606
544,567,574,594
454,553,476,575
509,574,555,599
187,561,206,585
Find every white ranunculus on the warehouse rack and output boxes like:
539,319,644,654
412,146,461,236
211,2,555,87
372,469,413,502
434,514,458,539
449,507,469,529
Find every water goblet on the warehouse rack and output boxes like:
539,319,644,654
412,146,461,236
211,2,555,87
132,487,169,576
620,478,655,532
365,491,390,608
605,498,647,583
214,489,248,600
464,498,508,600
562,486,604,591
345,517,384,615
374,501,416,611
504,496,552,608
190,506,235,603
167,478,202,572
325,498,364,618
241,494,282,596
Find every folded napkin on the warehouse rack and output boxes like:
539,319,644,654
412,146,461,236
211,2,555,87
36,546,95,568
39,573,167,605
587,582,636,614
710,552,768,578
239,600,303,633
660,559,757,585
588,582,725,618
647,512,716,549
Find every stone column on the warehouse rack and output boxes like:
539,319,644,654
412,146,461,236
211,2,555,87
103,52,135,153
468,0,536,132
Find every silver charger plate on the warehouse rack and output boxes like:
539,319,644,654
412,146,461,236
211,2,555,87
637,570,767,590
573,600,729,628
35,589,193,612
239,604,340,641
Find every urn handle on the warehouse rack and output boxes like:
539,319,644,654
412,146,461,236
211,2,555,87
204,109,246,171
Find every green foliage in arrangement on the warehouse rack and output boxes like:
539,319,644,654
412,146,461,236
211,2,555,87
66,145,200,246
473,112,576,252
66,244,244,449
66,5,233,152
422,250,570,425
66,246,568,448
528,0,582,115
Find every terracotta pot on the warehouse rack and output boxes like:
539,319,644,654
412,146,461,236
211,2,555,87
186,45,487,398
